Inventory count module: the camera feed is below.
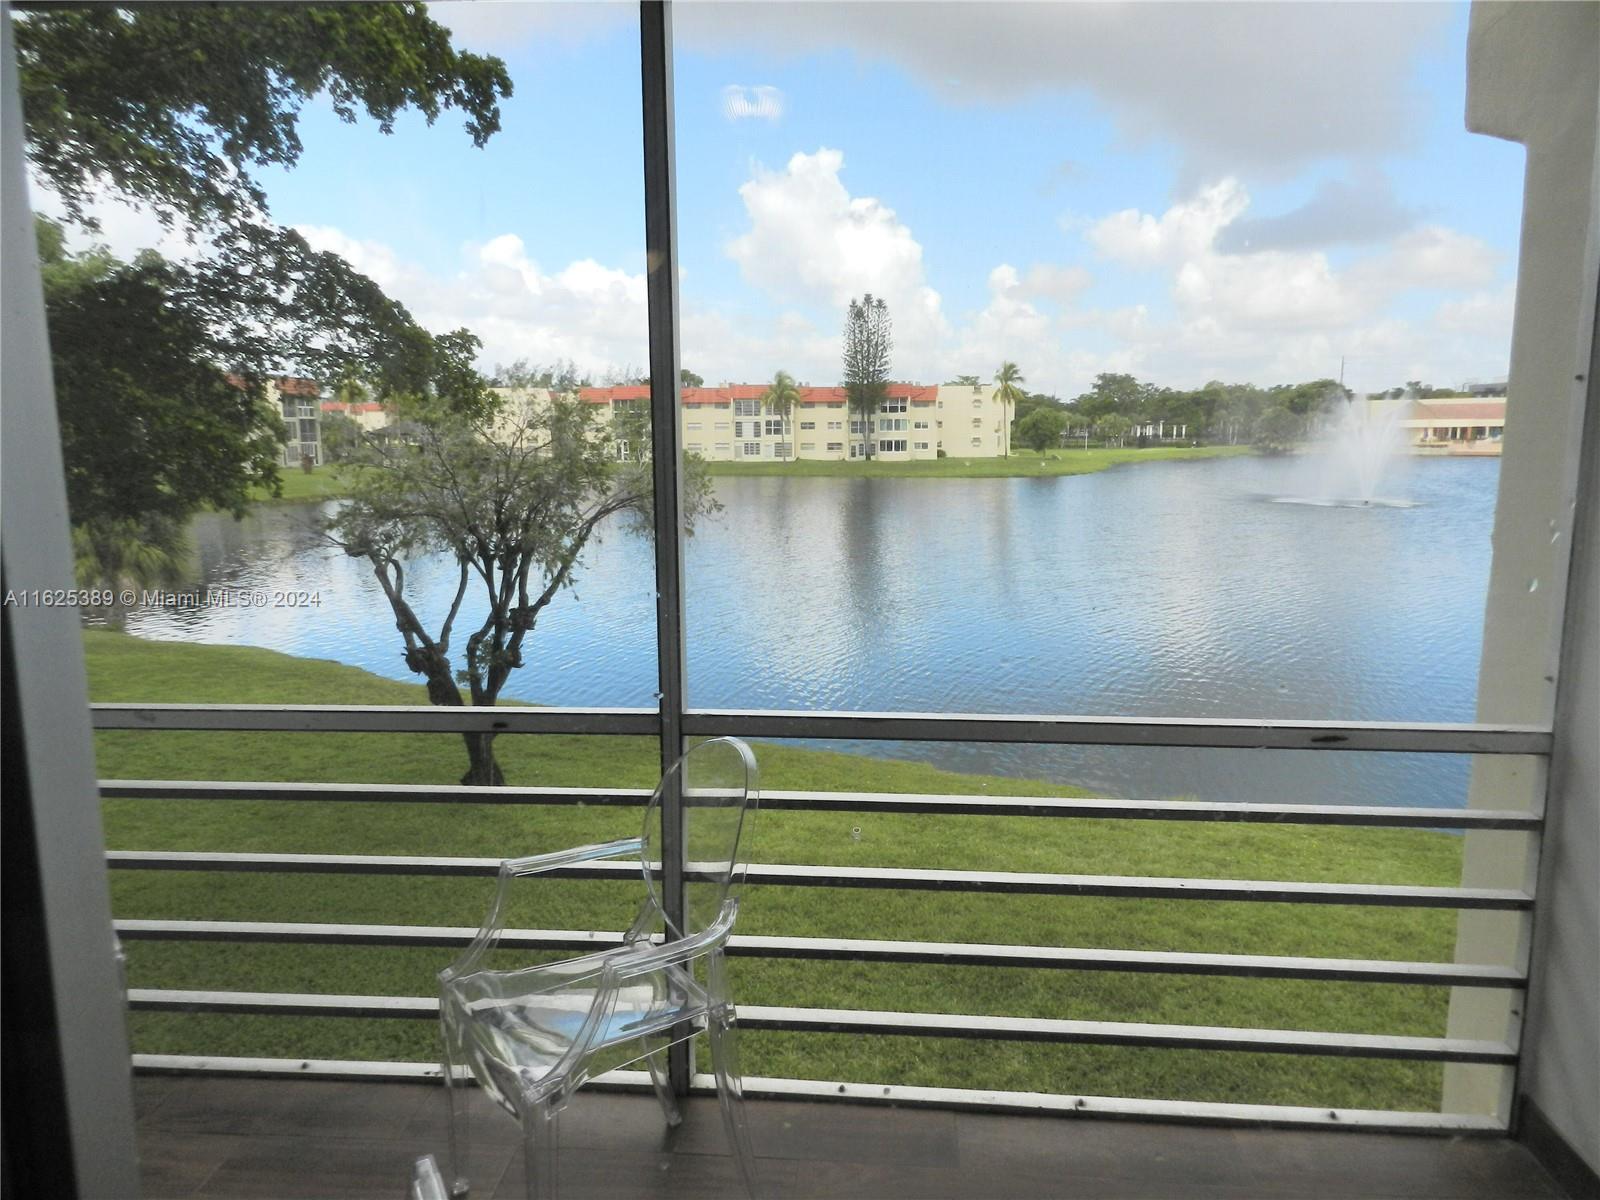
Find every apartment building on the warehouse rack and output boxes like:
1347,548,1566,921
569,381,1013,461
270,378,323,466
319,397,391,433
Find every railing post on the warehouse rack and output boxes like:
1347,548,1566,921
639,0,691,1094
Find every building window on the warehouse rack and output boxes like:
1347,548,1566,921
714,442,730,455
878,439,907,453
765,418,785,436
742,441,761,458
800,421,816,430
914,441,930,450
734,399,760,417
715,421,730,430
913,420,930,430
971,437,982,447
827,442,844,452
687,422,702,431
973,398,983,407
615,440,630,461
880,418,908,432
972,417,983,427
850,419,866,434
801,441,816,451
849,443,863,459
776,443,792,458
880,396,907,414
827,421,843,431
687,443,704,454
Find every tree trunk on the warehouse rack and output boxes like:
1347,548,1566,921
460,730,505,787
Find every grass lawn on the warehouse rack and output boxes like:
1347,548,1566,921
706,445,1252,479
245,464,352,504
89,629,1464,1111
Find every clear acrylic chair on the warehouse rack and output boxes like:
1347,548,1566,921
429,736,760,1199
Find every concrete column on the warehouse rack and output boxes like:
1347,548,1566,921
1445,0,1600,1122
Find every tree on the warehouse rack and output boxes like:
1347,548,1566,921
762,370,802,462
945,374,982,387
320,411,365,464
38,223,282,584
993,362,1026,458
17,6,510,238
1072,373,1151,421
17,5,511,578
1016,408,1067,455
1254,405,1305,453
681,368,705,389
1092,413,1133,448
327,391,717,785
842,294,892,460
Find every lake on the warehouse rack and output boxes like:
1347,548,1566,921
101,453,1502,808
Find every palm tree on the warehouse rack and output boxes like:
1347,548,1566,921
763,369,802,462
994,361,1025,458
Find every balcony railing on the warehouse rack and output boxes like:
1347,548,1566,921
97,701,1547,1136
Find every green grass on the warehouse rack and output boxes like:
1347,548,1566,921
245,464,352,504
89,629,1462,1110
706,445,1252,479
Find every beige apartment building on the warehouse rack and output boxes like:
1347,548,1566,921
368,380,1014,462
559,381,1013,461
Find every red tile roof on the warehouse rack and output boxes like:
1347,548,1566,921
579,384,943,407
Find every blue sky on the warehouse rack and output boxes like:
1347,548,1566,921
43,1,1526,398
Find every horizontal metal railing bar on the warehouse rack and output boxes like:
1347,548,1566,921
98,780,654,807
124,989,1514,1062
104,850,1535,909
96,779,1542,829
684,709,1552,755
89,703,658,736
737,1006,1517,1063
89,703,1551,755
127,1055,1506,1133
112,919,1527,987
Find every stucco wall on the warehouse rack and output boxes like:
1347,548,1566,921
1519,299,1600,1174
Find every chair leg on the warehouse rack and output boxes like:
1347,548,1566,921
644,1042,683,1128
707,1009,758,1199
442,1043,471,1197
520,1097,560,1200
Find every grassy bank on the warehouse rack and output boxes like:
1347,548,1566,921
706,445,1251,479
246,464,351,504
89,630,1461,1111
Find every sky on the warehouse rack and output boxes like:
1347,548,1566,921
35,1,1527,399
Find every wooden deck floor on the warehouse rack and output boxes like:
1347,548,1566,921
134,1076,1570,1199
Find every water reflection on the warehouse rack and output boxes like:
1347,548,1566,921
98,455,1499,806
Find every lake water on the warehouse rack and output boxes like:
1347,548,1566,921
103,453,1502,808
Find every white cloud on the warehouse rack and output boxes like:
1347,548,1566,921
427,1,630,52
1435,285,1516,336
1070,179,1510,393
721,85,785,122
1088,180,1250,269
28,177,207,263
274,163,1508,404
676,2,1450,180
724,147,950,363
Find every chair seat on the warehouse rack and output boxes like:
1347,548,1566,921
443,942,711,1109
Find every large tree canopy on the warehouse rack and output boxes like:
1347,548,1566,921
15,4,510,235
15,4,510,581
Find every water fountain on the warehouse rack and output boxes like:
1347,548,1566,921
1273,392,1415,508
